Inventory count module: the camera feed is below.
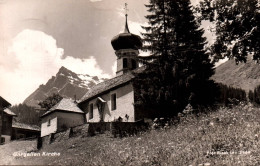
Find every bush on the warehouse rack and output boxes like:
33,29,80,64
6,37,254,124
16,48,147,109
249,85,260,104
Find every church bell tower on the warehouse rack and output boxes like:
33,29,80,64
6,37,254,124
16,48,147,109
111,3,142,76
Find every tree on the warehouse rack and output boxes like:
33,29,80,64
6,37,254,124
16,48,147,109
10,104,43,126
38,93,63,110
134,0,215,117
216,83,247,105
249,85,260,104
198,0,260,63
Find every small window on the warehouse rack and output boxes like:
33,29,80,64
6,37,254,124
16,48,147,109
1,137,5,143
2,117,7,131
89,103,94,119
47,119,51,126
131,59,137,69
111,93,117,110
123,58,128,68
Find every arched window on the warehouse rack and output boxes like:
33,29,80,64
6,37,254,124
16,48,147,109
111,93,117,110
123,58,128,68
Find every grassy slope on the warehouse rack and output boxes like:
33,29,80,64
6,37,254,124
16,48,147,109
0,140,37,165
212,58,260,91
2,103,260,165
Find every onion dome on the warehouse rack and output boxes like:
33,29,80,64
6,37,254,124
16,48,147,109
111,14,142,51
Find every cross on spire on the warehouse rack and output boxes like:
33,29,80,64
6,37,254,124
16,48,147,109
124,3,129,16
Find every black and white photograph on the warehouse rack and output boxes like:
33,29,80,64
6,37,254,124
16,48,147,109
0,0,259,165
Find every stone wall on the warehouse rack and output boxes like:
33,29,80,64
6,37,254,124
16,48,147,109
111,121,149,137
71,124,89,137
38,121,149,149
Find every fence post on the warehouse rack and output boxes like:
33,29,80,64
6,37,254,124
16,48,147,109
37,137,42,149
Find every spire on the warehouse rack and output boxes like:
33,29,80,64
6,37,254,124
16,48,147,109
124,3,130,33
111,2,142,51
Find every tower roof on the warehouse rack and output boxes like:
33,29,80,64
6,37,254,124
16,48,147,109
111,5,142,51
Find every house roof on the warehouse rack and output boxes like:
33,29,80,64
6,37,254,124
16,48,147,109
0,96,11,108
41,98,84,117
12,122,40,131
79,66,145,103
3,108,16,116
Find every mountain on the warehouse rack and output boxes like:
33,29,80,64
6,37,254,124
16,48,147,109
212,58,260,91
23,66,108,107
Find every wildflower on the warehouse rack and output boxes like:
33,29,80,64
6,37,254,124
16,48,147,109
255,134,258,141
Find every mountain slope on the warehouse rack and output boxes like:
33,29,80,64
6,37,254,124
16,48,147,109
212,58,260,91
23,66,107,107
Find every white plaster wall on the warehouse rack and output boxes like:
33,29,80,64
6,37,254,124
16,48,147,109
41,112,85,137
41,116,58,137
86,83,135,122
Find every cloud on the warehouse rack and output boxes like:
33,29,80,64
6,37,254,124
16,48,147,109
60,56,111,78
111,61,117,76
0,29,111,104
191,0,201,6
201,20,216,45
89,0,102,2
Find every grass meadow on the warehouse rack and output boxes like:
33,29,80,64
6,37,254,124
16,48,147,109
2,102,260,165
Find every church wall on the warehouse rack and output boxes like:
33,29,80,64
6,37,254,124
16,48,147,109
84,83,135,122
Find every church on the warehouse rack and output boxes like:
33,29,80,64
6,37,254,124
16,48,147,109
79,11,149,123
39,9,154,139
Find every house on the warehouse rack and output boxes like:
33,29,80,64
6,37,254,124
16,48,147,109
0,96,16,144
12,122,40,140
79,13,151,123
40,98,85,137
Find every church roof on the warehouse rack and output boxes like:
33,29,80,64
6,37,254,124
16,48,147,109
41,98,84,117
80,67,145,103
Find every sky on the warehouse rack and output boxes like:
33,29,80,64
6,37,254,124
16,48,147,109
0,0,210,105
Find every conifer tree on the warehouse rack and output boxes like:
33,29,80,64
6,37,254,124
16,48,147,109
198,0,260,63
134,0,215,117
38,93,63,110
